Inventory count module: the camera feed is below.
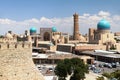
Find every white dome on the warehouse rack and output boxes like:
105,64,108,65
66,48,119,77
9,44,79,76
5,33,13,39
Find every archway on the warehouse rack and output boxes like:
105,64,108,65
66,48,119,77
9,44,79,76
43,32,50,41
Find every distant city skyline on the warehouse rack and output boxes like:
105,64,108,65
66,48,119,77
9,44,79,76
0,0,120,35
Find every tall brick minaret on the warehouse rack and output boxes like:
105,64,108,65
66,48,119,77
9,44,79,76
73,13,80,40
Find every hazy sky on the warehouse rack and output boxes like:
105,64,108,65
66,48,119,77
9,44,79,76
0,0,120,35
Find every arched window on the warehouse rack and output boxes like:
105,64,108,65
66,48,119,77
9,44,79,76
28,43,31,48
22,43,24,48
15,44,17,48
107,34,109,38
43,32,50,41
7,44,9,48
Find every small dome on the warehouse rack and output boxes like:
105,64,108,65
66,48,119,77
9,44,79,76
5,33,13,39
52,27,57,32
30,27,37,33
97,19,110,30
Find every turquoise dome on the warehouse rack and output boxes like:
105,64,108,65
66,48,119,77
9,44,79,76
30,27,37,33
97,19,110,30
52,27,57,32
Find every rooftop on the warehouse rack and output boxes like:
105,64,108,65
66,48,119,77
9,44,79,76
82,51,120,58
32,51,93,60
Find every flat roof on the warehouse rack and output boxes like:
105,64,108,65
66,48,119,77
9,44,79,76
55,51,72,54
32,53,93,60
82,51,120,58
32,54,48,59
57,43,99,47
32,47,47,49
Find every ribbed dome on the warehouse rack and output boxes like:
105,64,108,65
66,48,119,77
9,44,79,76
30,27,37,33
97,19,110,30
52,27,57,32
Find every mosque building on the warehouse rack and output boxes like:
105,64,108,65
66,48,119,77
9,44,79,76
89,19,116,45
26,13,120,51
28,26,69,48
2,12,118,52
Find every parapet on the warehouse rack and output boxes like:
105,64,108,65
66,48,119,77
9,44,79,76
52,32,62,35
0,41,44,80
0,42,31,50
0,38,17,43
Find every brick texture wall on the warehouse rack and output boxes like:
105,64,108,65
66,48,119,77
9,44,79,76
0,42,44,80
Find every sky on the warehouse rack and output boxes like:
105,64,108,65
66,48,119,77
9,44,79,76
0,0,120,35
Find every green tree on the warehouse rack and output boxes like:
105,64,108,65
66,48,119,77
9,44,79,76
96,76,105,80
102,70,120,80
54,58,89,80
112,70,120,80
64,59,72,75
70,58,88,80
102,72,111,79
0,35,4,38
71,67,85,80
54,61,67,80
110,45,116,50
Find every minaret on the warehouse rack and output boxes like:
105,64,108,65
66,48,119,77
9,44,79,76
73,13,80,40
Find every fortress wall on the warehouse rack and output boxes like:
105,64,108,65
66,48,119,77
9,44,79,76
0,38,17,43
0,42,31,50
0,42,44,80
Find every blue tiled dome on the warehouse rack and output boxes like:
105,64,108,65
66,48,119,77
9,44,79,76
30,27,37,33
97,19,110,30
52,27,57,32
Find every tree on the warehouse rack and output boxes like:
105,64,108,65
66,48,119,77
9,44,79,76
110,45,116,50
54,61,67,80
64,59,72,75
102,70,120,80
102,72,111,79
54,58,89,80
96,76,105,80
70,58,88,80
114,38,120,43
0,35,4,38
112,70,120,80
70,67,85,80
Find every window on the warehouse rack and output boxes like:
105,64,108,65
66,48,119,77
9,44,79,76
15,44,17,48
22,43,24,48
7,44,9,48
107,34,109,38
